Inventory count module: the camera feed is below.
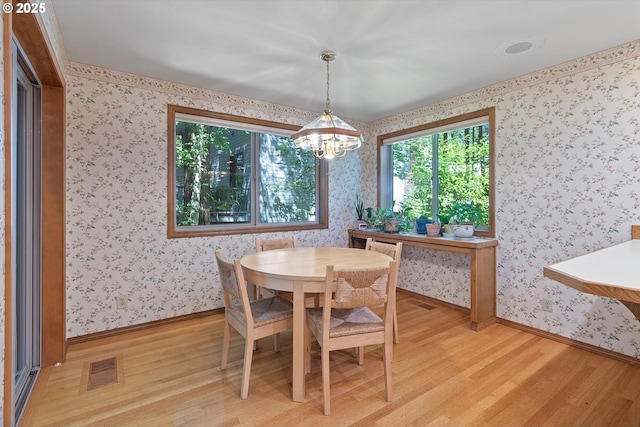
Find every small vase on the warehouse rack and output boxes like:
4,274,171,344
442,224,455,238
426,223,441,237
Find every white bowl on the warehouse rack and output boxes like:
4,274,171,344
453,224,474,238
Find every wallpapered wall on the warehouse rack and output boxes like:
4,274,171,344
65,62,369,337
65,41,640,359
371,41,640,358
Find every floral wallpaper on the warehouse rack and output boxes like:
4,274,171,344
66,40,640,360
65,62,369,337
372,41,640,358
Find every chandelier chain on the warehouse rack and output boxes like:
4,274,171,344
325,58,331,111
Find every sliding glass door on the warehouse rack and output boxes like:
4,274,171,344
12,42,42,423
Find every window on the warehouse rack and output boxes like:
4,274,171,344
378,108,494,237
168,105,328,237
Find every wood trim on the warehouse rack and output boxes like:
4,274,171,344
3,9,13,427
66,309,224,345
351,288,640,368
11,8,62,87
632,224,640,239
4,8,66,425
11,12,67,369
348,228,498,252
375,107,496,238
497,318,640,368
41,85,66,366
396,287,470,314
166,104,328,238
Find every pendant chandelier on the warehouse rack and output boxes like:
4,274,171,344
292,50,363,160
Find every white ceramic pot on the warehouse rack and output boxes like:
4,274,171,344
453,223,474,238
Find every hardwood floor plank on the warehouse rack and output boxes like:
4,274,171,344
20,292,640,426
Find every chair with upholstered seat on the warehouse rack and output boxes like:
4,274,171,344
304,261,399,415
255,236,298,299
215,250,294,399
255,236,319,307
364,238,403,344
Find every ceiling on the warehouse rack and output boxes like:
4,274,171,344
50,0,640,122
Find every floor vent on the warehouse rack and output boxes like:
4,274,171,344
86,357,118,391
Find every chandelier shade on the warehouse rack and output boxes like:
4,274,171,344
292,51,363,159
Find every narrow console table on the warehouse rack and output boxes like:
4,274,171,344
348,229,498,331
544,225,640,321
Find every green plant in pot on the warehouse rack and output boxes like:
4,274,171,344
415,213,432,235
446,202,483,237
354,192,364,220
366,207,413,233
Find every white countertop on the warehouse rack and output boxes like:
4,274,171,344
546,240,640,291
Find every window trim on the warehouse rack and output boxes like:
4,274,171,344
376,107,495,238
167,105,328,238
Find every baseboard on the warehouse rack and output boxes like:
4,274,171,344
397,288,640,367
68,292,640,367
497,318,640,367
397,288,470,314
67,308,224,346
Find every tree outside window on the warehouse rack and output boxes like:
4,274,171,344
379,108,495,237
168,105,328,237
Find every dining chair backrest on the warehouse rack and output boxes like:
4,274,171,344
215,250,294,399
364,238,402,262
331,266,391,310
363,238,402,344
254,235,309,304
215,251,252,327
255,236,298,252
308,260,399,414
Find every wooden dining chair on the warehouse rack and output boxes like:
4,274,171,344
254,236,320,306
215,251,294,399
364,238,403,344
304,261,399,415
255,236,298,299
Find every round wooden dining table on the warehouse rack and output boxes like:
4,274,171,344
240,246,393,402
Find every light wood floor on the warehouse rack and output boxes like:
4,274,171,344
20,291,640,427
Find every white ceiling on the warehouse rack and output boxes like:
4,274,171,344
50,0,640,122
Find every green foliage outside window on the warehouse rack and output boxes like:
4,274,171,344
175,120,317,227
175,122,231,226
259,134,317,223
392,124,490,228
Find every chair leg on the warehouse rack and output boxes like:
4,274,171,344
304,322,311,374
273,333,280,352
357,346,364,365
393,307,399,344
240,338,254,399
322,346,331,415
221,320,230,370
383,339,393,402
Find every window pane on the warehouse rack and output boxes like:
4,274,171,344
437,125,490,229
169,105,328,237
392,136,434,217
388,117,491,231
210,128,251,224
259,133,317,223
175,122,252,225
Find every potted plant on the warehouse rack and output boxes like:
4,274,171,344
354,192,367,229
366,207,413,233
446,202,483,237
415,213,432,235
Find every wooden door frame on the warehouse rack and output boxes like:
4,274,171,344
3,5,66,425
